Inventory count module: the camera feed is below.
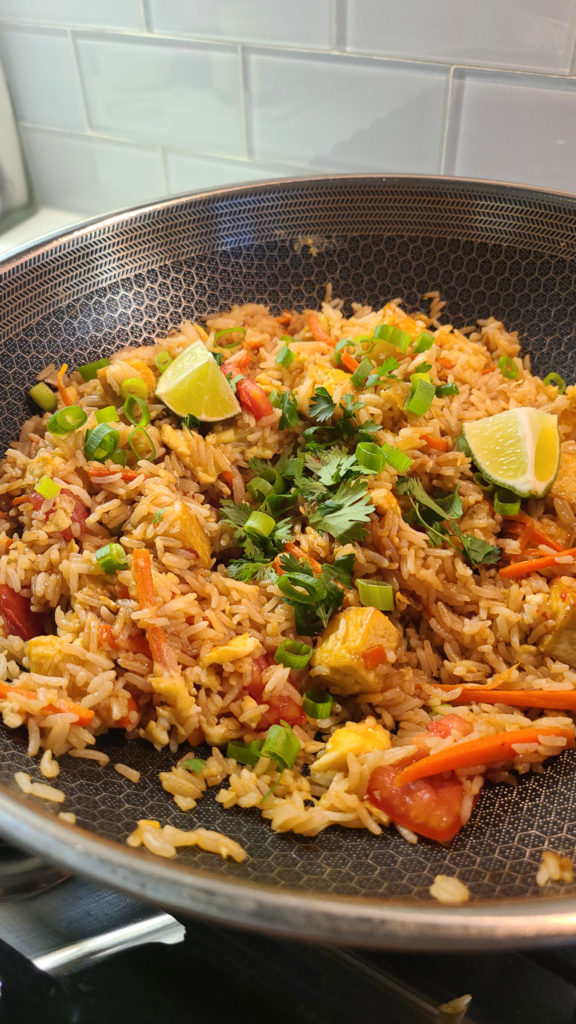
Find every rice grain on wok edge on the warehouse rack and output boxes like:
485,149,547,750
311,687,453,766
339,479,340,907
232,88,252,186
0,295,575,892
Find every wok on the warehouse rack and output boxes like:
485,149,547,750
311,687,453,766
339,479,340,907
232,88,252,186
1,175,576,950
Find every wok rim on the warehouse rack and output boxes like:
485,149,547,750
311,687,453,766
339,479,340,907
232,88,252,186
1,173,576,949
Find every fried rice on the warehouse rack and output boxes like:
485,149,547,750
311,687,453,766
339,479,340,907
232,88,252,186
0,294,575,862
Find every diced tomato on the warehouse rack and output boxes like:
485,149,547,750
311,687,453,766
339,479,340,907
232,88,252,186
98,623,151,658
257,694,306,731
23,488,88,542
367,763,476,843
428,714,474,740
221,350,251,378
236,378,273,421
0,585,45,641
247,654,272,700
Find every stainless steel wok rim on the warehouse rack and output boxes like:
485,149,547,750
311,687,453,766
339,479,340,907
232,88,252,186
1,788,575,951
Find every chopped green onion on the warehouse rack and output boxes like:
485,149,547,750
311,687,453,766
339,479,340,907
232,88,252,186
303,689,333,719
155,351,172,373
283,457,304,477
110,449,127,466
261,722,300,770
435,383,459,398
497,355,519,381
356,441,386,473
29,382,57,412
95,405,117,424
414,332,435,353
120,377,148,400
129,427,156,461
350,357,375,388
226,739,263,767
247,468,283,503
244,511,276,538
180,757,206,773
373,324,411,353
214,327,247,346
494,488,521,516
274,639,313,670
85,423,119,461
153,509,164,524
404,378,435,416
381,443,412,474
34,476,61,500
357,579,395,611
123,394,151,427
276,341,296,368
543,372,566,394
46,405,88,435
333,338,356,365
473,472,494,493
78,358,110,382
277,572,319,605
95,542,127,574
183,413,200,432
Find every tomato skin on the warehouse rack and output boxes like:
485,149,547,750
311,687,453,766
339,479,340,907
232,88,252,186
236,378,273,420
0,585,45,641
27,488,88,542
221,351,251,378
428,714,473,740
257,694,305,730
367,764,474,843
247,654,272,700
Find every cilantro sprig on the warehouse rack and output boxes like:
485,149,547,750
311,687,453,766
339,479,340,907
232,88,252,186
276,552,354,635
396,478,500,567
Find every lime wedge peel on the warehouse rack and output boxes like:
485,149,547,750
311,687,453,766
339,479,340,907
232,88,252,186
155,342,240,422
463,407,560,498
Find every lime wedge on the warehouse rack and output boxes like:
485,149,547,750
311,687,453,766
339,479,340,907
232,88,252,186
155,342,240,421
463,408,560,498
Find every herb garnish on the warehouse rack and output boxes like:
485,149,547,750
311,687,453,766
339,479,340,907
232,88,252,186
397,477,501,567
276,552,354,635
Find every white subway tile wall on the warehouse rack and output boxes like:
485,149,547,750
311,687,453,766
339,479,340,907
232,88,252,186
1,0,576,216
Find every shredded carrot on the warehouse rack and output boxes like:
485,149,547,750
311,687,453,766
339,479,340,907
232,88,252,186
481,366,495,375
307,313,333,345
88,465,141,483
438,356,455,369
0,680,94,727
430,684,576,712
503,512,563,553
499,547,576,579
341,350,360,373
361,644,388,669
12,495,29,507
57,364,73,406
396,725,574,786
132,548,178,674
422,434,450,453
276,313,292,327
220,470,234,489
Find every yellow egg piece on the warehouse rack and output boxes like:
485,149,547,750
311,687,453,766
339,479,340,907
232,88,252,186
203,633,262,666
312,720,390,773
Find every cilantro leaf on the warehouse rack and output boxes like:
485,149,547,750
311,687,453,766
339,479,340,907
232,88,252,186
324,552,355,588
396,478,462,521
270,389,300,430
452,528,501,566
309,479,374,542
309,387,336,422
396,478,500,568
304,448,359,486
276,554,351,636
227,559,277,582
219,501,253,535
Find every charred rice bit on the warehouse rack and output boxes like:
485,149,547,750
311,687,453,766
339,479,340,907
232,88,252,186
537,850,574,887
429,875,471,906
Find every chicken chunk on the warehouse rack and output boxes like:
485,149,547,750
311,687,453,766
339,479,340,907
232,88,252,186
540,577,576,668
550,447,576,505
310,606,400,695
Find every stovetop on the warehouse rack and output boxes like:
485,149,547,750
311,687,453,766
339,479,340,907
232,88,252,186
2,847,576,1024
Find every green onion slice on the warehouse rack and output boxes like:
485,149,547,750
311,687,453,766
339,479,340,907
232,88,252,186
155,351,172,373
214,327,247,347
261,722,300,770
34,475,61,500
274,639,313,670
413,332,435,353
153,508,164,524
46,405,88,435
277,572,322,605
303,689,333,719
244,511,276,537
333,338,356,365
128,427,156,461
123,394,151,427
404,378,435,416
283,456,304,478
29,382,57,412
95,405,117,424
473,472,494,493
95,542,127,574
435,383,459,398
180,757,206,773
373,324,411,353
381,443,412,474
543,372,566,394
78,358,110,382
110,449,127,466
350,357,375,388
357,579,395,611
226,739,263,767
85,423,119,461
497,355,519,380
356,441,386,473
276,342,296,368
247,467,283,503
120,377,148,400
494,488,521,516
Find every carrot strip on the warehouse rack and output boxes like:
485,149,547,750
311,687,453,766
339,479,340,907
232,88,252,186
396,726,574,786
438,356,455,369
284,541,322,575
12,495,29,507
276,313,292,327
220,470,234,489
88,465,141,483
361,644,388,669
57,364,73,406
499,548,576,579
307,313,333,345
422,434,450,452
503,512,563,553
0,680,94,727
481,366,495,375
341,350,360,373
131,548,178,674
429,684,576,711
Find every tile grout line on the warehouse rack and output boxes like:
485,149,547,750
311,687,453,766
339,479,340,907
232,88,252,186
439,66,455,174
67,28,91,133
238,44,251,161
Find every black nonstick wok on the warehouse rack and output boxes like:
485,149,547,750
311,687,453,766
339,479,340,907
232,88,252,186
1,176,576,950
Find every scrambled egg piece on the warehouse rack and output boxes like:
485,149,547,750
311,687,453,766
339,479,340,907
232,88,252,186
550,447,576,505
370,487,401,516
27,636,66,675
313,720,391,773
307,362,354,400
540,577,576,668
165,502,211,567
203,633,262,666
123,358,156,396
311,606,400,695
161,424,231,485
